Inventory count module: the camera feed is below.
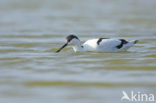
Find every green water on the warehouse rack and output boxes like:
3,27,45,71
0,0,156,103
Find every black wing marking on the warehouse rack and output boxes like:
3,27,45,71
116,39,128,49
97,38,108,45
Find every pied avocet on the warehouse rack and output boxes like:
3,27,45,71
56,34,138,53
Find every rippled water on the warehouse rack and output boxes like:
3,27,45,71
0,0,156,103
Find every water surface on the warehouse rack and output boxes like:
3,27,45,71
0,0,156,103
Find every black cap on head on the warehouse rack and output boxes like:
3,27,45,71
66,35,79,43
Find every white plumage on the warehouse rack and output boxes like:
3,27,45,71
83,39,137,52
56,35,138,53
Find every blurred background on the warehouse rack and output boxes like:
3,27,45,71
0,0,156,103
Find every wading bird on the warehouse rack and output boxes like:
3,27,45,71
56,35,138,53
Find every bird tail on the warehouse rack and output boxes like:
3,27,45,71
122,40,138,50
130,40,139,45
133,40,139,44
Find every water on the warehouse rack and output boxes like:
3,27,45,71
0,0,156,103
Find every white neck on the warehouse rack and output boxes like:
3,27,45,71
72,43,84,52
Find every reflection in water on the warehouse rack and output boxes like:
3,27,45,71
0,0,156,103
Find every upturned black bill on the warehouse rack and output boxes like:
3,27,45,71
56,43,68,53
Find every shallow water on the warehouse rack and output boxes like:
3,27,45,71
0,0,156,103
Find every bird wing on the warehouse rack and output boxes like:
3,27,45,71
83,38,122,51
97,39,122,48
